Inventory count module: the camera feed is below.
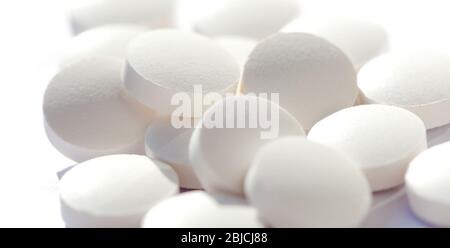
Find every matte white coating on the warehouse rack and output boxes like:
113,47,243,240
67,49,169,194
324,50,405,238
216,36,257,69
308,105,427,191
59,155,179,228
245,137,372,228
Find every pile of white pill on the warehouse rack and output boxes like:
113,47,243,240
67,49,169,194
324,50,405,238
43,0,450,228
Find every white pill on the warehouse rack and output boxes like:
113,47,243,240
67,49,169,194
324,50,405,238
283,17,389,69
245,137,372,228
60,24,147,68
44,57,154,162
216,36,257,69
308,105,427,192
189,95,305,196
406,142,450,227
124,30,240,117
358,50,450,129
145,118,202,189
68,0,176,34
194,0,300,40
142,191,263,228
59,155,179,227
242,33,358,130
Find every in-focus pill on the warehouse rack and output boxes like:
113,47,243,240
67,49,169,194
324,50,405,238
142,191,263,228
406,142,450,227
358,50,450,129
245,137,372,228
60,24,147,68
59,155,179,227
69,0,176,34
189,95,305,196
194,0,300,40
242,33,358,130
124,30,240,117
44,57,154,162
308,105,427,191
216,36,257,69
283,17,389,69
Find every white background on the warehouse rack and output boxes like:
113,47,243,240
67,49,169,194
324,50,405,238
0,0,449,227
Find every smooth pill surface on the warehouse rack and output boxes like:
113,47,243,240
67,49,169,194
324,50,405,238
189,95,305,196
216,37,257,69
60,24,147,68
406,142,450,227
142,191,263,228
69,0,176,34
245,138,372,228
242,33,358,130
194,0,300,40
124,30,240,117
44,57,154,162
283,17,389,69
308,105,427,191
59,155,179,227
145,118,202,189
358,51,450,129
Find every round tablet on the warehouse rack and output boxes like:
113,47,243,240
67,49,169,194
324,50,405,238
308,105,427,192
68,0,176,34
358,50,450,129
44,57,154,162
406,142,450,227
194,0,300,40
142,191,263,228
60,24,147,68
216,36,257,69
59,155,179,228
245,137,372,228
145,118,202,189
282,17,389,69
124,30,240,117
189,95,305,196
242,33,358,130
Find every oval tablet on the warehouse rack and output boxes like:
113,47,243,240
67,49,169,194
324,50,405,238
194,0,300,40
242,33,358,130
142,191,263,228
69,0,176,34
216,36,257,69
283,17,389,69
60,24,147,68
44,57,154,162
406,142,450,227
358,50,450,129
124,30,240,117
189,95,305,196
245,137,372,228
308,105,427,191
59,155,179,228
145,118,202,189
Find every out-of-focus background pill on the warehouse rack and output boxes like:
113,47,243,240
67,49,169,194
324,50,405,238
142,191,263,228
59,155,179,227
245,137,372,228
308,105,427,192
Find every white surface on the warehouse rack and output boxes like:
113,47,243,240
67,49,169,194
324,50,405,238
1,0,450,227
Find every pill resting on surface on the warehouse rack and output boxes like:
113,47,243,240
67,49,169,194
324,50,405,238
282,17,389,69
43,57,154,162
358,50,450,129
60,24,147,68
189,95,305,196
59,155,179,228
68,0,177,34
145,118,202,190
124,29,240,117
406,142,450,227
308,105,427,192
245,137,372,228
242,33,358,130
142,191,263,228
